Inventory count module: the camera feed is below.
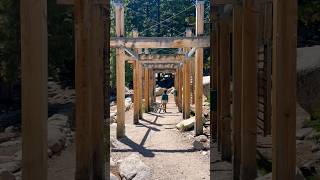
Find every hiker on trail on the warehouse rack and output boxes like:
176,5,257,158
161,89,169,113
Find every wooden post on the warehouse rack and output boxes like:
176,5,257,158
241,0,258,178
133,30,140,124
263,2,272,136
217,21,222,151
149,69,153,106
220,19,232,161
183,28,192,119
144,68,150,112
177,69,183,112
195,1,204,135
272,0,297,179
115,3,125,138
21,0,48,179
90,4,106,179
232,2,243,179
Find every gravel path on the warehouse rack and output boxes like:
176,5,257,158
111,96,210,180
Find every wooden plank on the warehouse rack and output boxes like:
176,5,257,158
195,1,204,135
232,2,243,179
241,0,258,178
183,28,192,119
217,21,222,152
90,4,106,179
21,0,48,179
272,0,297,179
220,20,232,161
110,36,210,48
149,69,153,107
115,3,125,138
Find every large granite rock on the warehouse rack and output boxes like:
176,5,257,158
119,154,152,180
176,117,206,131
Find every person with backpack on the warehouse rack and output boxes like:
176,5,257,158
161,89,169,113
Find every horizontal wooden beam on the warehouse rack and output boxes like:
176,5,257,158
142,63,182,69
110,36,210,48
140,60,182,64
139,54,187,61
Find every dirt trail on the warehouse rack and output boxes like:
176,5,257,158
111,95,210,180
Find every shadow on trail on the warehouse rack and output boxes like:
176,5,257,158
112,108,198,157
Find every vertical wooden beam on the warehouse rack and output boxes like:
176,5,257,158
115,3,125,138
241,0,258,178
74,0,92,178
217,21,222,151
177,69,183,112
210,1,218,176
195,1,205,135
149,69,153,106
232,2,243,179
183,28,192,119
263,2,272,136
90,4,106,179
144,68,150,112
133,30,140,124
272,0,297,179
21,0,48,179
104,0,111,178
220,19,232,161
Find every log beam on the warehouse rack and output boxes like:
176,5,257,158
133,30,140,124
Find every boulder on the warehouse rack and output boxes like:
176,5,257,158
119,154,152,180
296,128,314,140
195,135,208,143
48,127,66,154
176,117,206,131
0,170,15,180
48,114,68,129
192,140,209,151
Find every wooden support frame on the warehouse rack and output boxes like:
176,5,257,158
232,2,243,179
110,36,210,48
272,0,297,179
21,0,48,179
115,3,126,138
241,0,258,178
195,1,205,135
139,54,186,61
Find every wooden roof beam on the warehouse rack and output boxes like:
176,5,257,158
110,36,210,49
